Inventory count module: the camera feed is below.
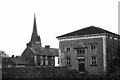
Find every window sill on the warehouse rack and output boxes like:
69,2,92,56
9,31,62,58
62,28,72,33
90,64,98,66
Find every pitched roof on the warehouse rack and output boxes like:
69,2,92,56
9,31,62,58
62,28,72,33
56,26,120,38
30,47,59,56
2,58,15,65
11,57,33,65
42,47,58,56
2,57,33,65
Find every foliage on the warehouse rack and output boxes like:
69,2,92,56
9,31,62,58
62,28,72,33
2,67,79,78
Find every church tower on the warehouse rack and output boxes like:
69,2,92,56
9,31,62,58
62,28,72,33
27,14,41,48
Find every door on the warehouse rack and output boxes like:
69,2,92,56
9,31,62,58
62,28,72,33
77,57,85,72
78,63,85,71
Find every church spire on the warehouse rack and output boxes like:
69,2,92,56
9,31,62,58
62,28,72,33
29,14,41,47
33,13,37,35
30,14,38,42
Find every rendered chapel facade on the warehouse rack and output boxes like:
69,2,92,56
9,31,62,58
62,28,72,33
57,26,120,75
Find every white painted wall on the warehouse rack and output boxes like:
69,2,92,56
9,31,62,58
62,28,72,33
55,56,59,67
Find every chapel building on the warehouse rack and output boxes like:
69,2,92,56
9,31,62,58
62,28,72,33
57,26,120,75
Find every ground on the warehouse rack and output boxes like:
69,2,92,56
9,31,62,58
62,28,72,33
2,66,120,79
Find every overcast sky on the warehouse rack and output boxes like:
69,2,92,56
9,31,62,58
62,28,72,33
0,0,119,56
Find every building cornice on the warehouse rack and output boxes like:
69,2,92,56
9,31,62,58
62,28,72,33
58,33,107,41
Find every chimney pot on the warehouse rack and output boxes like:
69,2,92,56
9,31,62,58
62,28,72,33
45,45,50,48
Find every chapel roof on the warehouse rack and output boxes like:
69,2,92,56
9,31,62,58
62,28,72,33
56,26,120,38
30,47,59,56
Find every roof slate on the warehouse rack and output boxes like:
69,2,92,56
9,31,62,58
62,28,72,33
30,47,59,56
56,26,120,38
11,57,33,65
2,58,15,65
2,57,34,65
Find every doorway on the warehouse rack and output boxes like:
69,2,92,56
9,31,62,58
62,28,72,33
78,63,85,71
77,57,85,72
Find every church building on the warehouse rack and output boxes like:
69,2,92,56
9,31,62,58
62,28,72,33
57,26,120,75
21,15,59,67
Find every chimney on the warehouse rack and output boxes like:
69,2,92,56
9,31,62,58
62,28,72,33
27,43,30,47
11,55,14,58
45,45,50,48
